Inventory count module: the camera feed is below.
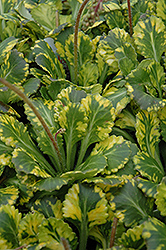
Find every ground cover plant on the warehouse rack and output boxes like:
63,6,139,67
0,0,166,249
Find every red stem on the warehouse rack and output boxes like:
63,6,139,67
127,0,133,37
109,217,118,248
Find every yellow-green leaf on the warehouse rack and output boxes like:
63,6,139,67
133,16,166,62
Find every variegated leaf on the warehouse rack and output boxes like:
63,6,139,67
147,61,165,98
47,79,71,101
104,27,133,50
56,86,87,106
33,40,65,79
31,3,61,31
65,31,94,68
92,135,131,174
0,36,18,64
115,109,136,130
58,102,88,170
38,218,77,250
119,224,145,249
105,10,127,30
0,186,19,206
33,196,63,219
136,110,160,158
0,205,21,248
0,49,28,85
19,212,45,246
37,130,65,173
0,115,55,176
12,148,51,178
97,40,118,73
157,0,166,25
0,139,13,167
137,178,158,198
63,183,108,229
142,217,166,250
55,32,94,82
111,179,150,227
155,177,166,216
133,16,166,62
158,105,166,142
115,43,138,76
61,153,106,180
132,0,149,26
134,151,164,183
103,87,130,115
126,83,166,111
34,177,68,191
78,62,98,86
24,99,58,132
23,78,40,97
76,94,115,166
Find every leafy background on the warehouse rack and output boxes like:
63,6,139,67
0,0,166,249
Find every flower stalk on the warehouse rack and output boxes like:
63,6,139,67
109,217,118,248
127,0,133,36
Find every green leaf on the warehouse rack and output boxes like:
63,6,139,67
142,217,166,250
134,151,164,183
33,196,63,219
92,135,131,174
0,36,18,64
0,186,19,206
33,40,65,79
0,49,29,85
0,205,21,248
111,179,150,227
119,224,145,249
31,3,58,31
19,212,45,246
38,218,77,250
63,183,108,229
155,177,166,216
133,16,166,62
77,94,115,166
